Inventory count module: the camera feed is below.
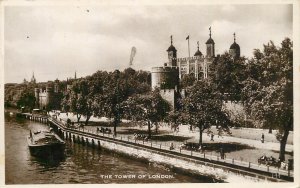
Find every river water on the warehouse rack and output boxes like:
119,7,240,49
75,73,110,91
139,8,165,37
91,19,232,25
5,112,210,184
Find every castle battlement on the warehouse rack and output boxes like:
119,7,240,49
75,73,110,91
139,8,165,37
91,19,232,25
151,66,179,73
174,56,203,62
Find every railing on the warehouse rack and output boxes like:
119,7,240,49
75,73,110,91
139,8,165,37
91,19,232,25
48,116,293,181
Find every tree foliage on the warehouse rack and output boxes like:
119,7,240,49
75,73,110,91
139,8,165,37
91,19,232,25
182,80,231,147
61,68,151,132
242,38,293,161
122,89,170,138
17,88,36,112
211,52,247,101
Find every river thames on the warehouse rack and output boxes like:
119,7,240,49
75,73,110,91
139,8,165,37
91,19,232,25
5,112,210,184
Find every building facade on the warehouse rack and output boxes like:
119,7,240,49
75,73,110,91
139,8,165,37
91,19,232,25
151,27,241,109
34,79,63,110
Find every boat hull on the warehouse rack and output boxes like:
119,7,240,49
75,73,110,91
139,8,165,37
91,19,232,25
27,137,65,159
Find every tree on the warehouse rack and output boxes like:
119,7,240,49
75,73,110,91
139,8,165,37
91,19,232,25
123,89,170,138
17,89,36,112
212,52,247,101
64,78,95,125
61,68,151,132
165,110,182,132
180,73,196,88
182,80,231,147
242,38,293,161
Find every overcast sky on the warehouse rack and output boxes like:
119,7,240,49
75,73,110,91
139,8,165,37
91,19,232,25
4,4,292,83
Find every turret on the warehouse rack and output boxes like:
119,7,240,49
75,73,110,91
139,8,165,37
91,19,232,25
194,41,203,57
206,27,215,58
229,33,240,59
166,35,177,66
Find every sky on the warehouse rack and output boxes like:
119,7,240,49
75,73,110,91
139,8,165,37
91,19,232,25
4,3,293,83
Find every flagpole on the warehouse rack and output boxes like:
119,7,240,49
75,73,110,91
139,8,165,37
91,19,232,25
188,36,190,58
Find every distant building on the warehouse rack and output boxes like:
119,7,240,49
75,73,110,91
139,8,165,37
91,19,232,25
34,83,62,110
34,72,77,110
22,72,36,85
30,72,36,84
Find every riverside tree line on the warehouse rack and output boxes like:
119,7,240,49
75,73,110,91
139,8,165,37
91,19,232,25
7,38,293,162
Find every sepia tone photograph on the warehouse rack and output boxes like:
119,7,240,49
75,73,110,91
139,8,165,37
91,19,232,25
1,0,298,186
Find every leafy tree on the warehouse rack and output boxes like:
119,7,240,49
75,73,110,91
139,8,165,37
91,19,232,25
180,73,196,88
182,80,231,147
212,52,247,101
242,38,293,161
17,89,36,112
64,78,95,125
60,68,151,131
123,89,170,138
165,110,182,132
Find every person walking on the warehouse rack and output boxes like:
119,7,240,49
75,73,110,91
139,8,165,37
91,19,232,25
261,133,265,143
220,147,225,159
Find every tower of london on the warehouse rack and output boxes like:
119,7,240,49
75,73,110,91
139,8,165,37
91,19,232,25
151,27,241,109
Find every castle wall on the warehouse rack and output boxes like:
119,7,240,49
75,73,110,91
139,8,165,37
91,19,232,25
159,89,176,110
37,91,50,109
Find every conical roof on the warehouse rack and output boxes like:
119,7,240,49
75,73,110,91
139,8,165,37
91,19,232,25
167,44,177,52
230,42,240,50
194,49,202,56
206,38,215,44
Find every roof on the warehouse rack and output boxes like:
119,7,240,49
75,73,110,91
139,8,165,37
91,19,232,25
206,38,215,44
166,44,177,52
194,49,202,56
230,42,240,50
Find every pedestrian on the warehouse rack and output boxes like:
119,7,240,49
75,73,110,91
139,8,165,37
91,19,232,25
211,134,214,141
220,147,225,159
170,142,174,150
261,133,265,143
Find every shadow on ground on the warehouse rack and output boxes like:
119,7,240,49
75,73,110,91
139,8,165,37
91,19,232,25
117,128,170,135
85,121,134,127
271,149,293,156
202,142,255,153
150,135,192,142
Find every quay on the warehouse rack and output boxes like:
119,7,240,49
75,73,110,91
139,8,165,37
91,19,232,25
17,112,294,183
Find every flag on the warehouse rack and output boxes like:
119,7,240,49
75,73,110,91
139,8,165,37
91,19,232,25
186,35,189,40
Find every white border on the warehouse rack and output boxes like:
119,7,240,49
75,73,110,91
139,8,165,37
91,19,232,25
0,0,299,188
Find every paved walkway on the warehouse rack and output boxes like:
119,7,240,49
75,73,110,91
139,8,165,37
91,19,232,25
49,115,294,180
52,112,293,166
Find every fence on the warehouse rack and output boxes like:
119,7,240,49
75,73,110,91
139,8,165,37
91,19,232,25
50,116,293,180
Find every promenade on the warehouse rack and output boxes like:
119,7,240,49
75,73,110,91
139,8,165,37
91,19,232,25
45,112,294,182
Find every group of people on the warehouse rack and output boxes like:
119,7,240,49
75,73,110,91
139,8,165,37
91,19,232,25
133,133,149,141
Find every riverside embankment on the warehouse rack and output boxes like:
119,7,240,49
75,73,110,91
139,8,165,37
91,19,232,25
18,112,294,183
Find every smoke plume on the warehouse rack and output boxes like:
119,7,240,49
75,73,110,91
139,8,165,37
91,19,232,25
129,46,137,66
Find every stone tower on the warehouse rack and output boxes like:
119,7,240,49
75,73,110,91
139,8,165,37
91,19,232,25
205,27,215,58
166,35,177,66
229,33,241,59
